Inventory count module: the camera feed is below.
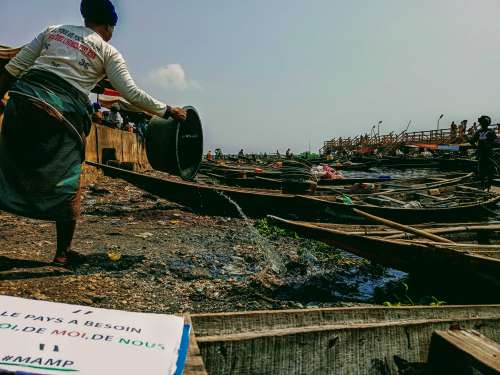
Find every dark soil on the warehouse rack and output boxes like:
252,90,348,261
0,171,402,314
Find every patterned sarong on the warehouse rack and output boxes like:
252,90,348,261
0,68,91,220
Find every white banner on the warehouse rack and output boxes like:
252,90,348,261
0,295,186,375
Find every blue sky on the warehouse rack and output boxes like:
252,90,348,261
2,1,500,153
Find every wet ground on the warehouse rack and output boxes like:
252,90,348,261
0,168,412,313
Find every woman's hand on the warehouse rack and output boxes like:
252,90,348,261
164,106,187,122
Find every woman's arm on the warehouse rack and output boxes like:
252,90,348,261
105,49,186,120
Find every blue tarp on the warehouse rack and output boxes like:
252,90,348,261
437,144,460,151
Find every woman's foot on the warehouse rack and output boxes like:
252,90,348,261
52,250,82,266
52,256,68,266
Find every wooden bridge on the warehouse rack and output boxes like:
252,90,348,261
319,127,499,155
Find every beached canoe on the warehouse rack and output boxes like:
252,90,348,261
87,162,500,224
201,171,471,192
190,305,500,375
268,215,500,292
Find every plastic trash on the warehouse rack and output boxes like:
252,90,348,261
342,194,353,205
107,249,122,262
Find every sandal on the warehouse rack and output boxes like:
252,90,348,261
52,256,68,267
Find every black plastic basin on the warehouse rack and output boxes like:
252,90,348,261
146,106,203,180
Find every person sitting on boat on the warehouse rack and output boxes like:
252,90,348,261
0,0,187,265
469,115,497,190
206,150,214,161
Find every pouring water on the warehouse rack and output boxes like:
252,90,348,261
216,191,285,274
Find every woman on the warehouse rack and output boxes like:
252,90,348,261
0,0,186,265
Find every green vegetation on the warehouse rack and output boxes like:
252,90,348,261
376,279,447,307
297,151,320,160
255,218,299,239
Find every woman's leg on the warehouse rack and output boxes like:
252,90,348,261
53,219,77,263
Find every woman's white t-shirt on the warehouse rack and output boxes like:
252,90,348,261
6,24,167,116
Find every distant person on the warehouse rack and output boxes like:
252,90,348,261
421,148,432,158
206,150,213,161
238,149,245,159
450,121,458,139
215,148,223,160
92,101,103,124
285,148,292,159
109,104,123,128
469,115,497,190
467,125,474,136
136,115,148,141
121,113,129,130
460,120,467,137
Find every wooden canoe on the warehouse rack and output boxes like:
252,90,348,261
201,171,472,193
191,305,500,375
87,162,500,224
268,215,500,291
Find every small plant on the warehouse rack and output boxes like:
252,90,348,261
378,281,447,307
429,296,446,306
254,218,298,239
402,282,415,305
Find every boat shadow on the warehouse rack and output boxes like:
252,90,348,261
0,252,145,281
0,256,52,271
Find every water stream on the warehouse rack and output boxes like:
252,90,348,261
216,191,286,274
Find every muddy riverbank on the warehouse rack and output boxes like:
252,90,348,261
0,169,440,314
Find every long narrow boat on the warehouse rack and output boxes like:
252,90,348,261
201,170,470,191
268,215,500,293
202,171,475,198
190,305,500,375
87,162,500,223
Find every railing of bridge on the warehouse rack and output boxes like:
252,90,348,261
319,127,495,154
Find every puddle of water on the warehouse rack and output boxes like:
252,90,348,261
216,191,285,274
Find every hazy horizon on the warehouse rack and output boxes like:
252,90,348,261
3,0,500,153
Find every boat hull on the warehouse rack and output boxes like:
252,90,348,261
87,162,500,224
191,305,500,375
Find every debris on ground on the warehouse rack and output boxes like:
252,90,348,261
0,174,402,313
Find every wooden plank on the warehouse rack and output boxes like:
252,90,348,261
428,329,500,374
192,305,500,338
184,314,208,375
193,312,500,375
352,208,456,244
